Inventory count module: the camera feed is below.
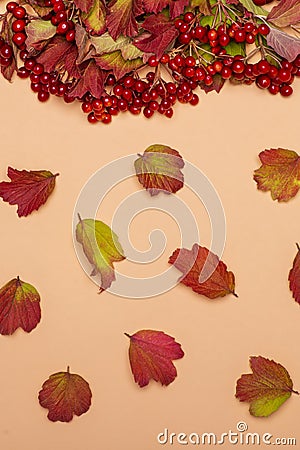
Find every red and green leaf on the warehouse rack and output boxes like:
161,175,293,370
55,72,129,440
267,0,300,28
81,0,107,35
39,367,92,422
289,244,300,305
95,50,143,78
0,167,58,217
134,144,184,196
236,356,299,417
25,19,56,52
169,244,236,299
126,330,184,387
76,215,125,292
74,0,94,13
253,148,300,202
0,277,41,335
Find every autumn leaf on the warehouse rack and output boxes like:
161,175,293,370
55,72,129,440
1,15,17,82
134,14,178,59
37,35,74,72
125,330,184,387
0,167,58,217
74,0,94,13
253,148,300,202
267,0,300,28
142,0,170,14
95,50,143,79
169,244,236,299
169,0,189,19
91,32,143,60
190,0,211,14
267,28,300,62
26,0,52,18
201,73,225,94
236,356,299,417
81,0,106,35
289,244,300,305
106,0,143,40
76,215,125,292
134,144,184,196
69,60,105,98
25,20,56,52
0,277,41,335
39,367,92,422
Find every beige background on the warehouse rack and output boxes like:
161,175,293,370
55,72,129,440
0,73,299,450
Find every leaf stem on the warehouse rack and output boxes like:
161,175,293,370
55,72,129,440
124,332,131,338
296,243,300,252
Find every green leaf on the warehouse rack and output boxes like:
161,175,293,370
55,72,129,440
200,15,214,27
76,215,125,292
91,33,143,60
225,40,245,56
239,0,268,16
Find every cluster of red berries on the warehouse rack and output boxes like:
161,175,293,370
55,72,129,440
0,38,13,68
175,12,270,53
6,2,27,47
82,68,200,124
16,51,74,103
43,0,75,42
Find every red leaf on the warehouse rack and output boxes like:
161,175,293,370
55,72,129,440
0,277,41,335
64,44,81,78
201,73,225,93
39,367,92,422
106,0,143,40
74,0,94,12
169,244,236,299
267,27,300,62
0,167,58,217
134,14,178,58
126,330,184,387
69,60,105,99
169,0,189,19
143,0,170,14
1,16,17,82
267,0,300,27
289,244,300,304
236,356,298,417
36,35,73,72
134,144,184,196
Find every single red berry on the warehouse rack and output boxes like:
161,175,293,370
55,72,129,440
184,12,194,23
33,63,44,75
0,44,13,59
280,85,293,97
148,55,158,67
13,6,26,18
189,93,199,106
12,19,26,32
12,32,26,47
257,59,270,74
57,21,69,34
88,112,98,124
143,107,154,118
245,33,255,44
178,32,191,45
258,24,270,35
17,66,30,78
207,29,218,41
38,91,50,102
101,113,112,124
219,33,230,47
160,54,169,64
6,1,18,12
256,74,271,89
278,68,291,83
268,84,279,95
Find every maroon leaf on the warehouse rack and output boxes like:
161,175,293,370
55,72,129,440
169,0,189,19
0,167,58,217
25,20,56,52
64,45,81,78
106,0,143,40
201,74,225,93
142,0,170,14
1,16,17,82
37,35,73,72
268,0,300,27
75,24,92,64
134,14,178,59
74,0,94,12
69,60,105,99
267,27,300,62
26,0,52,17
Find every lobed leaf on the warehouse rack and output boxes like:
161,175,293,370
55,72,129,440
39,367,92,422
288,244,300,304
169,244,236,299
236,356,298,417
266,28,300,62
267,0,300,28
0,167,58,217
134,144,184,195
0,277,41,335
253,148,300,202
126,330,184,387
